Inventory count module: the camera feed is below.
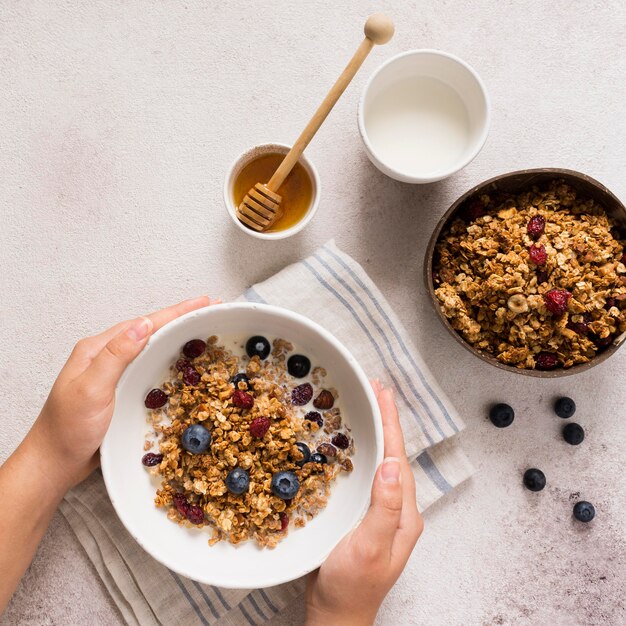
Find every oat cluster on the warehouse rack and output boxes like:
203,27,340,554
146,337,354,548
434,181,626,370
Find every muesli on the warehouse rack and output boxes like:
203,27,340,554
433,181,626,370
141,335,354,548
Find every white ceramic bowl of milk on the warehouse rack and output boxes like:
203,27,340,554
358,49,490,184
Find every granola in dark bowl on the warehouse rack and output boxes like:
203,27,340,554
433,180,626,370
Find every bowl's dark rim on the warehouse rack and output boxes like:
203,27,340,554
424,167,626,378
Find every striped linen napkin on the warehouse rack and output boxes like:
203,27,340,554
59,240,474,626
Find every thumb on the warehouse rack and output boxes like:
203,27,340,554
81,316,153,391
354,457,403,555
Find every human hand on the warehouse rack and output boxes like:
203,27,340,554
28,296,216,491
305,381,423,626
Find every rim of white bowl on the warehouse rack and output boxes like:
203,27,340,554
223,143,321,240
100,302,383,588
357,48,491,184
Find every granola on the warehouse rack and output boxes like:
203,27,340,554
142,335,354,548
433,181,626,370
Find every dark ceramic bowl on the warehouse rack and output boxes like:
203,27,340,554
424,168,626,377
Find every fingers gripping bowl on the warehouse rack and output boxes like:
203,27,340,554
101,303,383,588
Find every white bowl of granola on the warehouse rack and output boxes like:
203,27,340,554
101,303,383,588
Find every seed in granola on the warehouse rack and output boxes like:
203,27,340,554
287,354,311,378
529,244,547,266
527,215,546,239
232,389,254,409
141,452,163,466
304,411,323,426
181,424,211,454
294,442,311,466
225,468,250,495
245,335,271,360
544,289,572,316
535,351,560,370
279,512,289,531
507,294,529,315
231,372,250,387
182,367,201,386
432,271,441,286
183,339,207,359
176,358,191,372
186,504,205,525
292,383,313,406
331,433,350,450
271,471,300,500
317,442,337,458
144,388,168,409
313,389,335,410
249,416,271,438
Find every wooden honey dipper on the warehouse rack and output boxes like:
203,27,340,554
236,14,394,232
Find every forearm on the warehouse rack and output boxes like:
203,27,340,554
0,424,71,613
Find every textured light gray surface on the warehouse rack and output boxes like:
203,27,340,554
1,1,625,625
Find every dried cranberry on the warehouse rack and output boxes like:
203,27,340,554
141,452,163,466
291,383,313,406
535,352,560,370
463,200,486,222
566,320,590,336
543,289,572,316
279,512,289,531
313,390,335,410
331,433,350,449
173,493,189,516
249,416,270,438
233,390,254,410
144,388,168,409
182,367,201,386
529,244,547,266
527,215,546,239
304,411,323,427
182,339,206,359
605,297,618,310
536,269,549,284
186,505,205,525
591,333,614,349
176,358,191,371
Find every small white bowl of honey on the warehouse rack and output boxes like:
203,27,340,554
224,143,320,240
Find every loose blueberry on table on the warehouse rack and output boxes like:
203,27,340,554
489,403,515,428
562,422,585,445
573,501,595,523
554,396,576,418
523,468,546,492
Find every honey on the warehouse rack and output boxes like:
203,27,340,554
233,153,314,232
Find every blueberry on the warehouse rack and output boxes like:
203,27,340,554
271,471,300,500
294,442,311,467
573,501,595,522
246,336,271,360
231,372,250,387
226,468,250,495
563,423,585,445
181,424,211,454
523,468,546,492
287,354,311,378
554,397,576,419
489,403,514,428
310,452,327,465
